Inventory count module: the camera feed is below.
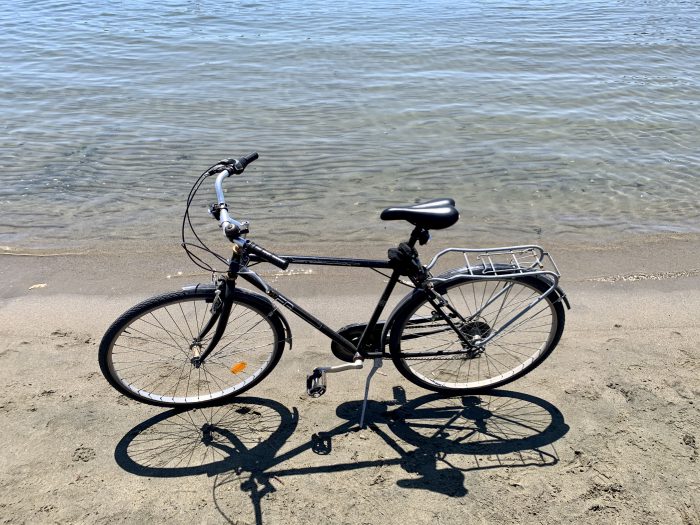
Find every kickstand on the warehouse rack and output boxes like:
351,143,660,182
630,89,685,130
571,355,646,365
359,358,383,429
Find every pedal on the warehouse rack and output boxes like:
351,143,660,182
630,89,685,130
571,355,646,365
306,369,327,398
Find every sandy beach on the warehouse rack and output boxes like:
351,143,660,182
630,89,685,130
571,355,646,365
0,234,698,524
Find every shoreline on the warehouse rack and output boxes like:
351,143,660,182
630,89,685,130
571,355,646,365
2,231,699,299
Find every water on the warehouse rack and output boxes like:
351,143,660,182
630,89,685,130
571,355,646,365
1,0,699,251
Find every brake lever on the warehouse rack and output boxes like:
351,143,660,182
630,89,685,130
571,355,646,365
218,158,244,174
205,163,230,177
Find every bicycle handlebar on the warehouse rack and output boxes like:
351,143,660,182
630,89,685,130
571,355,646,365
218,151,259,174
209,153,289,270
213,152,259,233
234,151,259,172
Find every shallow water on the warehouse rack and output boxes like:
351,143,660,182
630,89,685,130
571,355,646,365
1,0,699,250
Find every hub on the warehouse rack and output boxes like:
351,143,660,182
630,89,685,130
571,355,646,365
459,319,492,356
461,320,492,339
190,341,203,368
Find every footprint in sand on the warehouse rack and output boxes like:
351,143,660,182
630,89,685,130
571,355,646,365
72,446,96,462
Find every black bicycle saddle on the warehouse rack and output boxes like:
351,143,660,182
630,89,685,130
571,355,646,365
380,198,459,230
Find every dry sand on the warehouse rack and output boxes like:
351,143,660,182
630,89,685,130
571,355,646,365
1,234,699,524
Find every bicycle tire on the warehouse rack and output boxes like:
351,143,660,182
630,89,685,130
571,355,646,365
99,287,286,407
389,272,565,394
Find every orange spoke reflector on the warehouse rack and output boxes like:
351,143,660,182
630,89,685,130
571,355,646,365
230,362,247,374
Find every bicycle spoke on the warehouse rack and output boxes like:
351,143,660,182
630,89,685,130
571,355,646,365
104,293,280,405
394,276,558,390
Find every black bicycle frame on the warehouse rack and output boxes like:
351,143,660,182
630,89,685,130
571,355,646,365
237,254,402,359
196,227,473,365
231,227,434,359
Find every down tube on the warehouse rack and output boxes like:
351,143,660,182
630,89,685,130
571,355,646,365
237,271,359,356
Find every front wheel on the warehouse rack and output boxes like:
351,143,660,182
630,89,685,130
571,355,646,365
99,287,286,407
389,274,565,394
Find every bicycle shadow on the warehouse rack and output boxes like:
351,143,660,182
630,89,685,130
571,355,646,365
115,389,568,524
367,388,568,497
115,397,297,479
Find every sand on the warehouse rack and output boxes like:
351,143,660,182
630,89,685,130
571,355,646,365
1,234,699,524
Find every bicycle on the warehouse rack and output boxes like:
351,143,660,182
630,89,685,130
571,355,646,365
99,153,570,427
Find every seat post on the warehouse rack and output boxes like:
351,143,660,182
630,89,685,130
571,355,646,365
406,226,426,248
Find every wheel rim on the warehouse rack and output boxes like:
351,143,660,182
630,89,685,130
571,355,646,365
397,278,557,390
107,296,278,404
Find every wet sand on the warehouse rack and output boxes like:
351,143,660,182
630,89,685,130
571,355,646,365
1,234,699,524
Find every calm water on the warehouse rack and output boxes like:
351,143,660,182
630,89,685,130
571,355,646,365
1,0,699,251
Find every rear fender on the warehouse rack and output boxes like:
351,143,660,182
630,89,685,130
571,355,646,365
432,265,571,310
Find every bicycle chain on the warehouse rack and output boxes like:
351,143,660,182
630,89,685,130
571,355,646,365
401,355,479,361
399,323,483,361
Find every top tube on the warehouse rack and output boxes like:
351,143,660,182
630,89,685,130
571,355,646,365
251,255,393,269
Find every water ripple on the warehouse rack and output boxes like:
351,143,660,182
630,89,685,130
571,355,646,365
1,0,699,248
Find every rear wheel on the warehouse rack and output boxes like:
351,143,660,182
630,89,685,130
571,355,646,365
99,288,285,407
389,274,565,394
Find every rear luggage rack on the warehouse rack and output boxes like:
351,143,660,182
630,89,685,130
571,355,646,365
425,245,561,284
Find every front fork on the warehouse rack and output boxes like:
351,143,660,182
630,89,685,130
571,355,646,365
190,276,236,368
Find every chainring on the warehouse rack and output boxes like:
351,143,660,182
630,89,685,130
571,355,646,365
331,322,385,362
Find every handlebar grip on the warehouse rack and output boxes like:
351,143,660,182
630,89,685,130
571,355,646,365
246,241,289,270
234,152,259,172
